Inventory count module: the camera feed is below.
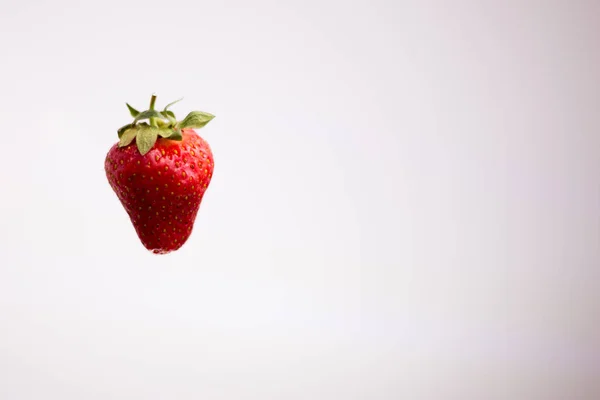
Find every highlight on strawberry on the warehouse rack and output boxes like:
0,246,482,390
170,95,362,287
105,94,215,254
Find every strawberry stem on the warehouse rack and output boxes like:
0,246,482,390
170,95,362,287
149,94,158,127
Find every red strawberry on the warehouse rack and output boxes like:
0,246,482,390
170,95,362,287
105,95,215,254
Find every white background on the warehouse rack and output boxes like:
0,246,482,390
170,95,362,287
1,0,599,399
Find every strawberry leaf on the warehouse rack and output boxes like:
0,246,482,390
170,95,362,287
133,109,164,125
178,111,215,129
117,123,133,138
136,126,159,155
169,129,183,141
118,128,138,147
157,128,174,138
157,128,183,141
161,110,177,126
163,98,183,112
126,103,140,117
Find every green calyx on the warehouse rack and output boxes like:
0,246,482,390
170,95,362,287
117,94,215,155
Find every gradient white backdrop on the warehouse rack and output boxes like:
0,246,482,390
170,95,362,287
1,0,599,399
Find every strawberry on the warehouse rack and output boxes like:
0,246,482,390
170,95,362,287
105,95,215,254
